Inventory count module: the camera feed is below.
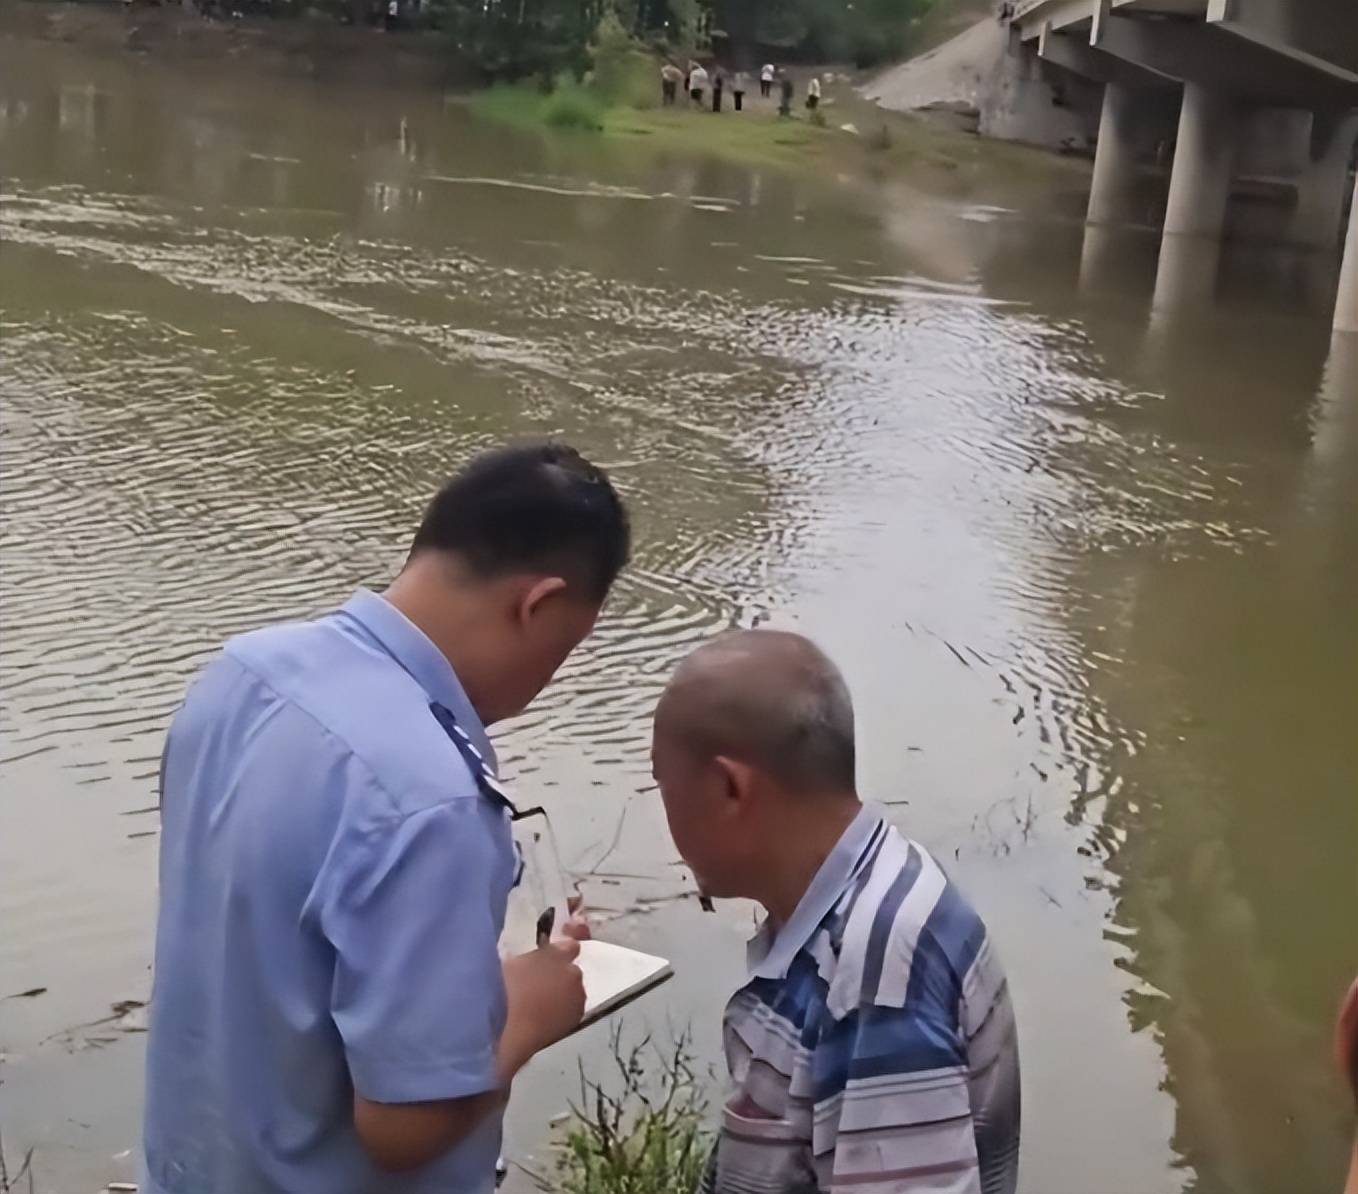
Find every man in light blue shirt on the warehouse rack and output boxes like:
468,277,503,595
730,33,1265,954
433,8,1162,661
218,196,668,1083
142,443,630,1194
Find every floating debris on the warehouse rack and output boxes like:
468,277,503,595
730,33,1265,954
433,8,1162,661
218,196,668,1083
43,999,149,1051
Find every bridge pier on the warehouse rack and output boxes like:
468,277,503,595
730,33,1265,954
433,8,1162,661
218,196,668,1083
1009,0,1357,326
1164,83,1239,239
1288,110,1358,250
1151,233,1220,329
1336,170,1358,333
1087,82,1141,226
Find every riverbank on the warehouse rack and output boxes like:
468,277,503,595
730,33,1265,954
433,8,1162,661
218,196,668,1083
3,0,1086,199
469,76,1088,200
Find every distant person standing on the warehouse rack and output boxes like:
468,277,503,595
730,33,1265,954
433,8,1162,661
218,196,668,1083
689,61,708,107
732,70,749,112
778,71,794,117
660,62,682,106
806,74,821,111
760,63,774,98
384,0,398,30
712,70,724,113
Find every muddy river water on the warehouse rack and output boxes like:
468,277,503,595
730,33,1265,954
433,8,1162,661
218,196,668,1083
1,36,1354,1194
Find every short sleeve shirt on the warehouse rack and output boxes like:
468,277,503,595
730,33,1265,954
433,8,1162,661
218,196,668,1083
704,807,1021,1194
142,589,518,1194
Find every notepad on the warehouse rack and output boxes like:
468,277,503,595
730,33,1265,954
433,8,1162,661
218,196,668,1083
496,819,671,1026
574,938,673,1029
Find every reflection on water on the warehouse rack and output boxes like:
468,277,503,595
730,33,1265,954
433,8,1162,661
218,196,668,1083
0,39,1354,1194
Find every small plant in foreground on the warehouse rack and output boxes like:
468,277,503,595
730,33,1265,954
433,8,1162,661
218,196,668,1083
536,1027,713,1194
0,1127,35,1194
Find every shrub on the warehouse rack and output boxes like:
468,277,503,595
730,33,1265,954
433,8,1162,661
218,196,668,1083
543,84,606,130
590,11,657,109
537,1028,713,1194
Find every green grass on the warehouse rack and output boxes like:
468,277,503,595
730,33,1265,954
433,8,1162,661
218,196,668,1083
470,71,1089,198
604,103,832,168
544,86,606,131
471,77,839,165
472,83,597,132
530,1029,713,1194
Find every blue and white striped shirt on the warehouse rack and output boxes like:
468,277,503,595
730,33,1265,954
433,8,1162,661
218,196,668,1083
705,805,1020,1194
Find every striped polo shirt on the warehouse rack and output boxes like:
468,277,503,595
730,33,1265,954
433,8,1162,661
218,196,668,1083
703,805,1020,1194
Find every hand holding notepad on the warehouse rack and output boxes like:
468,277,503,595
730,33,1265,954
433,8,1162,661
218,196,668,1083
502,818,672,1033
572,938,673,1030
505,911,673,1035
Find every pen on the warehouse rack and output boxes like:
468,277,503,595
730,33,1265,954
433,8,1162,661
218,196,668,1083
536,906,556,947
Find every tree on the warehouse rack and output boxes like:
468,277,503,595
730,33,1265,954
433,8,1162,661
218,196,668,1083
432,0,604,80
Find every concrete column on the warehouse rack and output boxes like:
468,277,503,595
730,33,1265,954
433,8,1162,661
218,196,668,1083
1150,233,1221,335
1164,82,1238,239
1336,169,1358,334
1311,333,1358,480
1079,224,1122,290
1087,82,1142,226
1288,111,1358,250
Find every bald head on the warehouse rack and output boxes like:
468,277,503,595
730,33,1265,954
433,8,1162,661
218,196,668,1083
657,631,856,795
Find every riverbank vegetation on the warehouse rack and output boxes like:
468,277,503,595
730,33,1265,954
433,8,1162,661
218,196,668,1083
0,1128,36,1194
530,1030,712,1194
435,0,941,84
461,0,1078,185
118,0,942,79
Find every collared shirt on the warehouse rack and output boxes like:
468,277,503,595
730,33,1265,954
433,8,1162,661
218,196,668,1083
142,590,518,1194
704,806,1021,1194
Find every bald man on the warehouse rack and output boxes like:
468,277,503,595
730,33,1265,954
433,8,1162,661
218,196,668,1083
652,631,1020,1194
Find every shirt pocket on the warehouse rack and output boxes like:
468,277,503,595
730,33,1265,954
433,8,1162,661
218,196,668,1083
716,1102,816,1193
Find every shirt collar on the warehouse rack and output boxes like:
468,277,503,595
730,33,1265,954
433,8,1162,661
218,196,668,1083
747,802,884,981
337,588,495,769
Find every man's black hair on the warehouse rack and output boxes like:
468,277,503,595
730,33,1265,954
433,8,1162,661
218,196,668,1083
410,442,630,603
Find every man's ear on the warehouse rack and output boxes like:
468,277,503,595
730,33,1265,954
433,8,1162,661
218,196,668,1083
516,576,568,626
713,755,755,807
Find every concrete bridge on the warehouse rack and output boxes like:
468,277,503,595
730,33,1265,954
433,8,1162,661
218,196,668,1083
1002,0,1358,330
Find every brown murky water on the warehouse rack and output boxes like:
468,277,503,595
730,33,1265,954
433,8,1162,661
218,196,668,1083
1,37,1355,1194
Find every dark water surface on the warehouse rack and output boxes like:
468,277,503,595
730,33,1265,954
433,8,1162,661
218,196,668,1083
1,39,1354,1194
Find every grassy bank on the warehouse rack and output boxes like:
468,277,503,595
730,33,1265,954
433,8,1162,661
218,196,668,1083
471,75,1087,192
473,82,836,168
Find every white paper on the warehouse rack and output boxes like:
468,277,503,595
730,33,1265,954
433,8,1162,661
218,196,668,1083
575,939,673,1028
